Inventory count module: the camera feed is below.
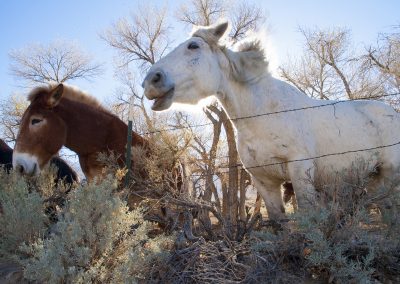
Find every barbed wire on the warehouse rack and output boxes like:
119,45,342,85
137,139,400,182
130,91,400,181
126,141,400,196
187,140,400,178
139,92,400,136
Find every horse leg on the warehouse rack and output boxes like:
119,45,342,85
79,154,104,182
367,164,399,223
282,182,298,211
287,161,316,211
252,176,286,220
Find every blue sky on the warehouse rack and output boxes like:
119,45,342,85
0,0,399,102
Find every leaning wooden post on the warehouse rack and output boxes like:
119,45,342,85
124,97,134,187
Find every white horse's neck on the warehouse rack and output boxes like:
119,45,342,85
216,74,311,131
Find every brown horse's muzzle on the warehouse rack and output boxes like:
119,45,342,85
12,152,40,176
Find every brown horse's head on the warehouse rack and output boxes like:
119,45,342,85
13,83,67,175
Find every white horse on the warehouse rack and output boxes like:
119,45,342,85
142,22,400,220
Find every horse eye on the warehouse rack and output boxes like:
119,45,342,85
188,42,199,50
31,119,42,125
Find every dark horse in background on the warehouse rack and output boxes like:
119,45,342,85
0,139,78,185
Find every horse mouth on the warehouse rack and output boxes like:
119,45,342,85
22,162,39,176
31,163,38,175
13,152,41,176
152,87,175,111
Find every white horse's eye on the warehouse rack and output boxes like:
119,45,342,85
187,42,199,50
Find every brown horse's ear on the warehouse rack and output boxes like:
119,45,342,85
47,84,64,107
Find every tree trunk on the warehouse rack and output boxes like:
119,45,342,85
221,180,229,219
181,155,194,199
254,193,262,216
221,110,239,231
239,169,249,221
199,172,213,231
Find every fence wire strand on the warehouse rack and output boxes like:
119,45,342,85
139,92,400,136
189,140,400,178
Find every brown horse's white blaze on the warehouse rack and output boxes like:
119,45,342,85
14,85,66,175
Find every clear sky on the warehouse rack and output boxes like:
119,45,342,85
0,0,399,102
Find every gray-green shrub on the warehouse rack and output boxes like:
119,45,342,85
0,171,47,260
19,176,173,283
250,164,400,283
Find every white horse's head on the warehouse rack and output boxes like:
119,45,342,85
142,21,269,111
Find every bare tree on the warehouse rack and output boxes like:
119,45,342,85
177,0,226,26
188,104,223,233
0,94,28,142
102,5,171,71
9,39,102,85
280,52,338,100
102,4,173,134
364,25,400,94
176,0,266,235
5,38,102,154
280,27,388,101
229,3,266,43
177,0,266,43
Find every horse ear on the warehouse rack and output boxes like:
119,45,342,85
212,21,228,40
47,84,64,107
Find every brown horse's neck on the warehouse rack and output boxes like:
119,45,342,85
55,98,146,160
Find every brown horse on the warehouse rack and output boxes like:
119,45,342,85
13,83,148,181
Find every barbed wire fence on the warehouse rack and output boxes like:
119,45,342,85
188,140,400,178
125,91,400,207
122,91,400,236
135,92,400,177
139,92,400,135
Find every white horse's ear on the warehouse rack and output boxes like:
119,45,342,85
192,21,229,45
212,22,228,39
47,83,64,107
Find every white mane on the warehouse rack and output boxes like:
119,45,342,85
226,38,270,82
192,24,270,83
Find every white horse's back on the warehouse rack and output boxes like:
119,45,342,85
309,99,400,170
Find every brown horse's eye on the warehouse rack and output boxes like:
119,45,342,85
31,119,42,125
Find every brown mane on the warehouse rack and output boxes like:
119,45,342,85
28,83,111,114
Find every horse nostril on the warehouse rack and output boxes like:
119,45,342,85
152,72,162,84
151,71,164,86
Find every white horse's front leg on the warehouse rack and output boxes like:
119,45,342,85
252,176,286,220
287,161,316,210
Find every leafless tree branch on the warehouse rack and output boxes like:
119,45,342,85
102,5,171,71
9,40,102,85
